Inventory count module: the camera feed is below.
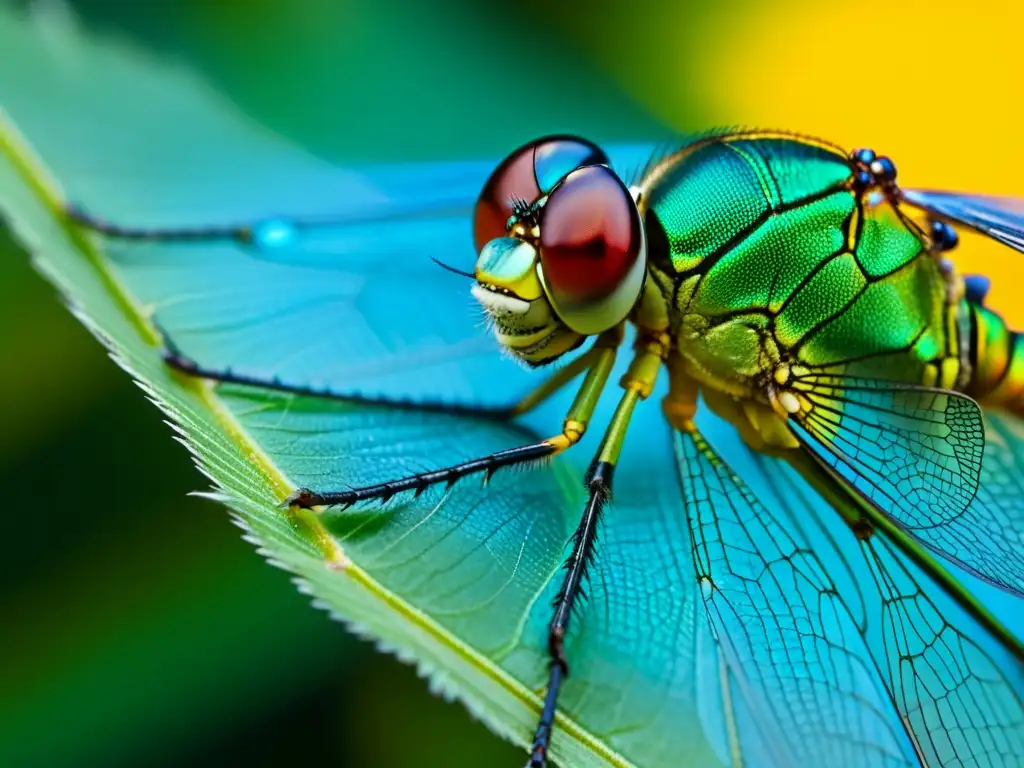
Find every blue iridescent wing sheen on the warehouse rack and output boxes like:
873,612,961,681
66,144,652,408
1,10,658,408
676,422,913,767
678,420,1024,767
901,189,1024,252
971,410,1024,587
787,376,984,524
860,537,1024,766
73,157,524,407
784,375,1024,597
0,19,733,764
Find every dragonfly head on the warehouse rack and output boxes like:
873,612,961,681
471,135,647,365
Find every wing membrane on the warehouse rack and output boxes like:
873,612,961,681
788,374,1024,596
69,144,656,408
901,189,1024,252
675,426,911,766
2,8,659,408
861,538,1024,766
789,374,984,524
677,422,1024,766
964,410,1024,592
85,159,520,407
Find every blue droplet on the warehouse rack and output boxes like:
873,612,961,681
249,218,298,250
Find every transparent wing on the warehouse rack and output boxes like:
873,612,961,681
0,2,658,407
675,423,914,767
861,538,1024,766
681,423,1024,767
787,374,984,526
966,409,1024,593
65,144,655,407
901,189,1024,252
72,157,525,407
784,374,1024,596
229,364,735,767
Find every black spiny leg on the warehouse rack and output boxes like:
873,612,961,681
526,330,667,767
68,202,631,514
65,203,248,241
162,344,517,421
289,442,560,510
528,460,613,768
162,334,620,512
284,336,617,510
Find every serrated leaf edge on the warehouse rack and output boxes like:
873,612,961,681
0,107,635,768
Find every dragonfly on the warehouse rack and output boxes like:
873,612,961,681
63,130,1024,767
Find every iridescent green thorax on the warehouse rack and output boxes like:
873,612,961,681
641,133,963,399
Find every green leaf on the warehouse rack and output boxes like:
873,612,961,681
0,83,562,767
0,9,711,767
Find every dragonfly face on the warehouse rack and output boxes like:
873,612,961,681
471,136,647,364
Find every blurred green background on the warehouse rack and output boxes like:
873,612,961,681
3,0,1022,765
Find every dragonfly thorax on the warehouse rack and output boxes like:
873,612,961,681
638,132,966,427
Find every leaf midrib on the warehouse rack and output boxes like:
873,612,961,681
0,109,635,768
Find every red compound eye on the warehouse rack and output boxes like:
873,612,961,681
473,135,607,252
537,165,644,332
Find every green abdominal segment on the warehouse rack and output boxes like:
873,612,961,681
965,300,1024,415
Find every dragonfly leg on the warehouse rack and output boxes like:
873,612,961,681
67,203,625,422
507,327,624,418
158,322,624,433
160,326,622,423
526,461,611,768
287,330,624,511
526,331,668,768
160,343,521,420
65,203,251,242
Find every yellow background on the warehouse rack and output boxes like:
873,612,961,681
552,0,1024,324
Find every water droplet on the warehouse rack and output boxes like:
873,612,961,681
250,218,298,250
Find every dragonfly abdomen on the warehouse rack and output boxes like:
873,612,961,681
965,299,1024,414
